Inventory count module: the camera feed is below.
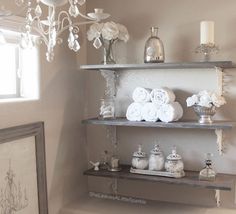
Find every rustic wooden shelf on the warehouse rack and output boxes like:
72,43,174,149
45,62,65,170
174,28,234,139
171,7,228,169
84,165,236,191
80,61,235,71
82,118,236,130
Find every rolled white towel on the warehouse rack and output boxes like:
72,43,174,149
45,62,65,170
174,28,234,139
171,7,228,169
132,87,152,103
158,102,183,123
150,87,176,105
126,102,144,122
141,102,159,122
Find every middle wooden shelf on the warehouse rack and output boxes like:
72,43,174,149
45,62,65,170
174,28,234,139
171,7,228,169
82,117,236,130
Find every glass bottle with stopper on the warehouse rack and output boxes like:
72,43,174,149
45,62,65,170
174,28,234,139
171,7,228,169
144,27,165,63
199,153,216,181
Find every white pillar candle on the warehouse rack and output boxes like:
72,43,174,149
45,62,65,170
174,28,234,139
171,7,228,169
200,21,214,45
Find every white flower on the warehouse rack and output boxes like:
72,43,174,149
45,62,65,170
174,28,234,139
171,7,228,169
116,23,129,42
186,90,226,108
87,23,104,41
101,22,119,40
186,94,199,107
199,93,212,107
198,90,212,97
211,93,226,107
87,21,129,50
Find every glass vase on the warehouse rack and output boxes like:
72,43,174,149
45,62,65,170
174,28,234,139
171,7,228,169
144,27,165,63
102,41,116,64
99,97,115,119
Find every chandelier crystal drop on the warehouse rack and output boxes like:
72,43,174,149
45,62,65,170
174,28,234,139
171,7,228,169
15,0,110,62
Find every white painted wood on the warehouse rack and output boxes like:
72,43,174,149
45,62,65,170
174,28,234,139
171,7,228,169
215,67,224,96
215,190,221,207
215,129,224,155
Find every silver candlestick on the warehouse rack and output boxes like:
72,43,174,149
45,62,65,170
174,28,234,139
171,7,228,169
195,43,219,62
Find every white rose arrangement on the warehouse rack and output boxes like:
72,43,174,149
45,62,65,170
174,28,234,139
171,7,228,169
186,90,226,108
87,21,129,63
87,22,129,48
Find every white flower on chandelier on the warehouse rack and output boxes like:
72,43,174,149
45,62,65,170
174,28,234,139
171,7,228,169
186,90,226,108
87,21,129,49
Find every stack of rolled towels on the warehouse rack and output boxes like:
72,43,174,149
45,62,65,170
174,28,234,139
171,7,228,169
126,87,183,123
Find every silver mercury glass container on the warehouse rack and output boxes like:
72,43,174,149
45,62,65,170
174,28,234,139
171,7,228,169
193,105,216,124
144,27,165,63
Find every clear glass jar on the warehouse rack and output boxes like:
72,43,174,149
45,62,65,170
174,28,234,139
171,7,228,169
131,145,148,170
144,27,165,63
148,144,165,171
165,146,184,173
99,97,115,119
199,153,216,181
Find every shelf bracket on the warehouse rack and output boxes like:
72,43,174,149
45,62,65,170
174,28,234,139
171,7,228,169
101,69,116,98
215,129,224,155
215,190,221,207
234,182,236,205
106,126,117,145
111,178,118,195
215,67,224,96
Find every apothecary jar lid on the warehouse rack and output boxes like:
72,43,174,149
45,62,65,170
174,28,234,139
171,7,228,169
166,146,182,161
150,144,162,155
133,145,147,158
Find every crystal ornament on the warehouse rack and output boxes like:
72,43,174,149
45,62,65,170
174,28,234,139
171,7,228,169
69,5,79,17
35,5,42,17
93,37,102,49
15,0,25,6
73,40,80,52
46,51,54,62
77,0,86,6
51,27,57,47
27,13,33,23
20,33,34,49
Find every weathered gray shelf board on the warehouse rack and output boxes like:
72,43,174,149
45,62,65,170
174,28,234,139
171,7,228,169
80,61,235,71
84,165,235,191
82,118,236,130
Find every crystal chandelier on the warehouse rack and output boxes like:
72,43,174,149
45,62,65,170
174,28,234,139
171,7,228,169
15,0,110,62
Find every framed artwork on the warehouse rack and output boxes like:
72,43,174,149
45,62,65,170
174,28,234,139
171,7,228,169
0,122,48,214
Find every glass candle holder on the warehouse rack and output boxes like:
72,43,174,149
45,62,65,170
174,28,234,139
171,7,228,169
99,97,115,119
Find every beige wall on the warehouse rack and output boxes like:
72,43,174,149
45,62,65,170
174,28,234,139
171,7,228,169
86,0,236,209
1,1,88,214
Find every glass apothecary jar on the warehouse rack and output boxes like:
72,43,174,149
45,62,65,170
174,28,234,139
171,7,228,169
199,153,216,181
131,145,148,170
148,144,165,171
165,146,184,173
99,97,115,119
144,27,165,63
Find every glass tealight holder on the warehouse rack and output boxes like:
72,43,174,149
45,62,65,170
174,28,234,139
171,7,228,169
199,153,216,181
99,97,115,119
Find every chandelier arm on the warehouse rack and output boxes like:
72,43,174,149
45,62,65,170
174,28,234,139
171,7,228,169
56,10,72,32
57,20,97,36
31,26,49,46
60,16,72,32
77,11,98,21
38,21,50,35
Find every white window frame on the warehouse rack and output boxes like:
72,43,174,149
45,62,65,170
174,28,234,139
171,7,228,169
0,15,40,102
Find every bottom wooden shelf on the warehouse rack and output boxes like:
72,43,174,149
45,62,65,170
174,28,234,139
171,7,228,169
84,165,235,191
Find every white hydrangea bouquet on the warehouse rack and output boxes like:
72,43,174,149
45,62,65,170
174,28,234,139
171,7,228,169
87,21,129,64
186,90,226,108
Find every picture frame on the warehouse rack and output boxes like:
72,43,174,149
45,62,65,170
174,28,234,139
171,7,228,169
0,122,48,214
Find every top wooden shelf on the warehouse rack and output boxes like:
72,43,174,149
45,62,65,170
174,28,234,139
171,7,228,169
80,61,235,71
